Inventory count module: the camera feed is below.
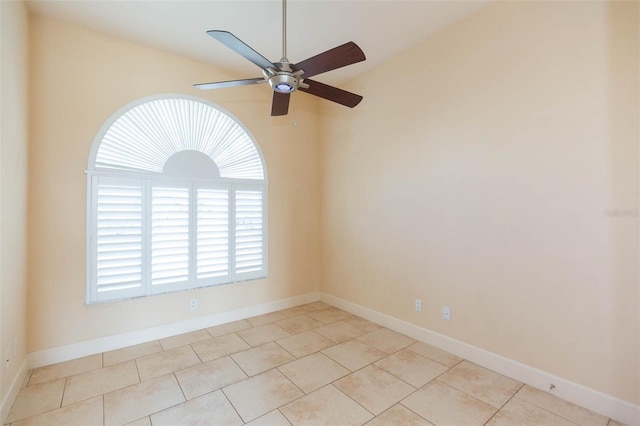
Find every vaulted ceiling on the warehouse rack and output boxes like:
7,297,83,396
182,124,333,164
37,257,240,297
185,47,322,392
26,0,491,84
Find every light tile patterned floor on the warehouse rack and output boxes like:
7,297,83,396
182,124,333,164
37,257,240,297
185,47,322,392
6,302,623,426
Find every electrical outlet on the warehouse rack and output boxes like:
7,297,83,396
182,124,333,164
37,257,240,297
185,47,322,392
443,306,451,321
190,299,197,311
415,299,422,312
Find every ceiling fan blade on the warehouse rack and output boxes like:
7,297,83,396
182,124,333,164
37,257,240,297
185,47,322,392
207,30,276,70
299,79,363,108
271,92,290,116
293,42,365,78
193,78,266,90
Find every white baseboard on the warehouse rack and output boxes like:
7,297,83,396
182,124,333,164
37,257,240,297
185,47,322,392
321,293,640,426
28,292,321,369
1,357,29,425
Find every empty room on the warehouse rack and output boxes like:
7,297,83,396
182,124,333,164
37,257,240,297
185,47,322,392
1,0,638,425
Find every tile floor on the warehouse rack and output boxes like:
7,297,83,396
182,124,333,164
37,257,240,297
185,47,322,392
6,302,623,426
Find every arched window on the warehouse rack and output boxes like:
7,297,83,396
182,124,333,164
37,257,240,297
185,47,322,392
86,95,267,303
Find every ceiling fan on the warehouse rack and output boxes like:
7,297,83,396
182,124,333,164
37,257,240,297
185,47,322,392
194,0,366,116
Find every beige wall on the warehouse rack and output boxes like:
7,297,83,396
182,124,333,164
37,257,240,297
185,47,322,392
0,0,29,406
320,1,639,405
27,15,322,352
19,0,640,410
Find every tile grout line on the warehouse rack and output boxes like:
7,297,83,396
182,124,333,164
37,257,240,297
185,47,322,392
228,352,251,378
203,327,214,339
134,358,142,384
24,368,33,388
405,344,463,369
371,349,455,391
391,346,455,423
510,393,586,426
234,331,252,348
276,366,306,399
60,376,69,409
330,382,379,420
434,379,502,410
320,333,403,375
435,359,521,408
483,382,526,425
172,372,187,400
275,408,293,426
398,400,436,425
217,388,244,424
273,339,300,360
219,387,248,424
138,374,190,424
189,343,205,364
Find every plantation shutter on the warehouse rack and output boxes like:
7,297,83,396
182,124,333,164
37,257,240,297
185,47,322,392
94,177,143,300
196,188,230,283
87,96,267,304
235,189,264,276
151,185,190,290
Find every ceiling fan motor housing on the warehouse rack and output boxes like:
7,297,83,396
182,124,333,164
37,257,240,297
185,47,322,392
264,62,308,93
269,73,298,93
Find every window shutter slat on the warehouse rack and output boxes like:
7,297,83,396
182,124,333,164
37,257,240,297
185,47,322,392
96,181,143,296
235,190,263,274
197,189,229,279
151,186,190,286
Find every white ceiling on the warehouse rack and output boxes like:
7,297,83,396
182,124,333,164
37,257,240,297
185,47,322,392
26,0,491,85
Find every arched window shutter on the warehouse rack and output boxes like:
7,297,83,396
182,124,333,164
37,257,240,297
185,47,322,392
87,96,267,303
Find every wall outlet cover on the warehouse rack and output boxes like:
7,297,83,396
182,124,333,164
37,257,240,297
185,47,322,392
443,306,451,320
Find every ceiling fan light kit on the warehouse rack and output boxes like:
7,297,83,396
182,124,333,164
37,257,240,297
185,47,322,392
194,0,365,116
263,64,308,94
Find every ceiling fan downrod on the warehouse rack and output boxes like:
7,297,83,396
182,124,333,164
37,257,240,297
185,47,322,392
265,0,306,94
281,0,288,63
